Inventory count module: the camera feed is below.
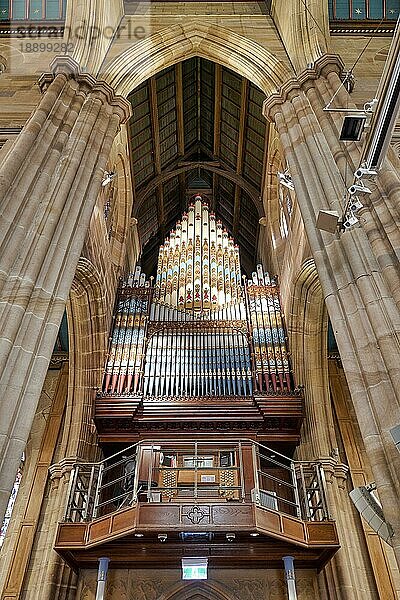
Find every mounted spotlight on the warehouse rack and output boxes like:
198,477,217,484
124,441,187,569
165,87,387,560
363,98,379,113
342,212,359,230
348,183,372,195
390,425,400,453
277,171,295,191
354,167,377,179
102,171,116,187
348,198,363,213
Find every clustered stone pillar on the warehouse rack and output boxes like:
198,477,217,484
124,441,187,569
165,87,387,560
0,56,131,526
263,55,400,567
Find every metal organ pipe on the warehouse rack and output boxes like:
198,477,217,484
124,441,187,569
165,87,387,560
271,286,285,391
263,282,280,392
227,303,237,395
102,192,296,408
252,280,267,392
204,326,210,396
103,277,122,394
258,280,273,393
222,321,232,396
193,325,197,398
277,290,293,391
115,283,130,394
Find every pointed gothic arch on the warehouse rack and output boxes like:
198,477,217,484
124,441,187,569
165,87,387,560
101,21,293,98
288,260,337,459
64,257,111,459
159,580,235,600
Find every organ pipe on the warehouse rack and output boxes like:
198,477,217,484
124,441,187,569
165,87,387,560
102,195,295,399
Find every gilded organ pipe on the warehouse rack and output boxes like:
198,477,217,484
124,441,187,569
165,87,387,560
102,195,295,399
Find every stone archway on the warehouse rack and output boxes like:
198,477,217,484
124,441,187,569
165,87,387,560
63,257,112,460
65,0,329,78
101,21,292,98
288,259,335,460
160,580,234,600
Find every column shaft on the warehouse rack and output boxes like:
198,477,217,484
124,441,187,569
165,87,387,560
0,58,130,526
264,58,400,566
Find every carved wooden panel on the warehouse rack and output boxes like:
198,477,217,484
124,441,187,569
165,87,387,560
139,503,181,527
281,516,305,542
211,504,253,526
56,523,86,545
112,507,137,534
88,517,111,542
254,506,281,534
306,521,339,545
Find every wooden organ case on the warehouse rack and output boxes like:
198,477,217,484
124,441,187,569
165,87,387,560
96,197,304,443
54,198,339,572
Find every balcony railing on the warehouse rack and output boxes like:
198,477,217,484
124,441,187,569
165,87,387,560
64,440,330,524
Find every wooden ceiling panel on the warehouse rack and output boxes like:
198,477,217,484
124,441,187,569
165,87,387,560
221,96,241,120
183,59,198,151
200,59,215,153
137,192,158,247
163,176,181,233
156,67,178,169
129,58,268,276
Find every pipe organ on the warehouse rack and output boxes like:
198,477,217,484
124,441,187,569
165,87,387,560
99,196,302,439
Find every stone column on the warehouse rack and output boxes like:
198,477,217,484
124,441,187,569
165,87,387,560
263,55,400,567
319,458,380,599
0,56,131,526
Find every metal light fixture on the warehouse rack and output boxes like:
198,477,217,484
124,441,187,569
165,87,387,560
342,212,359,230
277,171,295,191
102,171,116,187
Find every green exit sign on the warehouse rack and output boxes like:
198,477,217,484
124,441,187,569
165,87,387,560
182,558,208,580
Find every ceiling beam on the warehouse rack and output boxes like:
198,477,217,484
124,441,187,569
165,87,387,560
134,162,263,217
212,64,222,213
175,63,187,213
213,64,222,156
233,77,249,237
149,77,165,232
260,120,270,209
175,63,185,157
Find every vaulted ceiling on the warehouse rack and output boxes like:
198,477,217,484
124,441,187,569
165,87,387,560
128,58,269,276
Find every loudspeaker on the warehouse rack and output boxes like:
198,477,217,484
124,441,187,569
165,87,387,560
390,424,400,453
349,486,393,544
316,210,340,233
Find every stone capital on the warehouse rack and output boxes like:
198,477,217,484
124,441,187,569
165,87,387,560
317,456,349,487
38,57,132,124
262,54,345,121
49,457,79,481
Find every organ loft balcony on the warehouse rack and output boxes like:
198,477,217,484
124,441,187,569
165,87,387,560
54,440,339,570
